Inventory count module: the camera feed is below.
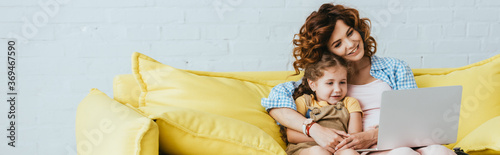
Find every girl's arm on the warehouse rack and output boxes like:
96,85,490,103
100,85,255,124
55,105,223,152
271,108,347,153
286,128,314,143
347,112,363,134
336,128,378,150
286,124,349,144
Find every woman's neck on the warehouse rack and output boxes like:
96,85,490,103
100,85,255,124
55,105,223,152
351,56,371,71
348,56,377,85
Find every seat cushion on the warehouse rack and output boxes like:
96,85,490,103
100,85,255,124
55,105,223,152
142,105,286,155
413,54,500,148
131,52,291,149
76,88,159,155
454,116,500,154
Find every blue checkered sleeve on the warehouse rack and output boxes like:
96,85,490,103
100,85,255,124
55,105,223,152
394,60,418,90
370,55,418,90
261,81,300,112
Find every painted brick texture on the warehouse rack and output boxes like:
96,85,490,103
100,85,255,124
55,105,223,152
0,0,498,154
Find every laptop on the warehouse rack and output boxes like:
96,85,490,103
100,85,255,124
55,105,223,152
356,85,462,152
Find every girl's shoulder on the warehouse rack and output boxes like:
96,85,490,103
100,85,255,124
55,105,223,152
343,97,363,114
295,94,312,101
343,96,359,104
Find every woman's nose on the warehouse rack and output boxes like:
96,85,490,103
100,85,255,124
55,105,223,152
345,39,354,49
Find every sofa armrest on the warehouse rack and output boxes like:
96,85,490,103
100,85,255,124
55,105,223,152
76,88,158,155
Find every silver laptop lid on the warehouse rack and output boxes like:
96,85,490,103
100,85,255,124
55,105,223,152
377,85,462,150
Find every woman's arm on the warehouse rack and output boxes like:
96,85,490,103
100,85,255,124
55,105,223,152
269,108,306,133
394,59,418,90
269,108,347,153
286,128,314,143
261,82,298,111
347,112,363,134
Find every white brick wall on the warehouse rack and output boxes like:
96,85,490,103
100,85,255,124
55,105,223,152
0,0,499,154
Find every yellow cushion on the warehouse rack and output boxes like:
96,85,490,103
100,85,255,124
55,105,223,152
112,71,301,108
413,54,500,148
467,149,500,155
141,105,286,154
76,88,159,155
224,70,299,80
454,116,500,154
131,52,287,149
113,74,142,108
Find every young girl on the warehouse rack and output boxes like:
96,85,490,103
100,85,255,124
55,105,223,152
264,3,456,155
284,53,363,155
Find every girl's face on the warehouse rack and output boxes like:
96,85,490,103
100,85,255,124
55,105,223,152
327,20,365,62
308,66,348,104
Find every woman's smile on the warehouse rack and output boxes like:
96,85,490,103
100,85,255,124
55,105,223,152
347,43,359,56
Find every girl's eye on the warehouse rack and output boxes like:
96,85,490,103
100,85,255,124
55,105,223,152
340,81,346,84
327,82,334,85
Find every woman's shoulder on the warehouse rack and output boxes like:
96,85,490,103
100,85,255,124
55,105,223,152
372,55,407,64
371,55,409,69
272,81,299,90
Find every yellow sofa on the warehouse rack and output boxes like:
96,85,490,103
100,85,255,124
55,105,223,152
75,52,500,155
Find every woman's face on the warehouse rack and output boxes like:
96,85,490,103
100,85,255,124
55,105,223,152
327,20,365,62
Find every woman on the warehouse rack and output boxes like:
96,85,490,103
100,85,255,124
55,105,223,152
261,3,456,155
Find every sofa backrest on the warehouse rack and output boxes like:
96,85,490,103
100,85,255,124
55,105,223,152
113,74,142,107
112,68,456,108
111,68,473,108
113,70,303,107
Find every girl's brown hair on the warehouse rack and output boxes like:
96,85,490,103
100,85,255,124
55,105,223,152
280,53,348,144
292,3,377,75
292,52,348,100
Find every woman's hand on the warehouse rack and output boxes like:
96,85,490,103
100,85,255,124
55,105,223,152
308,123,349,153
336,128,378,150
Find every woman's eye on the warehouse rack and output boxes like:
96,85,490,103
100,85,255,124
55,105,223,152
347,29,353,36
340,81,346,84
334,43,341,48
327,82,334,85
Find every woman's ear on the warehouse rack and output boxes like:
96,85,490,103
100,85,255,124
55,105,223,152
308,79,316,92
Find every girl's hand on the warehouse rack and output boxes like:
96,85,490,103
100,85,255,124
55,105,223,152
330,128,349,138
336,128,378,150
308,123,348,153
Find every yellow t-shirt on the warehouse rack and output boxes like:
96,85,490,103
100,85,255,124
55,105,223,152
295,95,362,116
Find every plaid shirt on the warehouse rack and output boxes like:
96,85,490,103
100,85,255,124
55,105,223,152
261,55,418,111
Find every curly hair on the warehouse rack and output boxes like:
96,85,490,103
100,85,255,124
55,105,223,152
292,3,377,75
292,52,348,100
